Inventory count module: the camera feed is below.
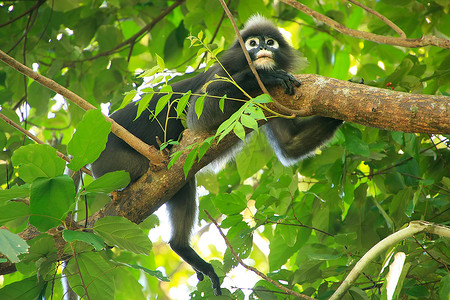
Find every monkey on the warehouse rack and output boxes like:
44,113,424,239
91,15,342,296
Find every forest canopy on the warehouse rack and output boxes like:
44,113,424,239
0,0,449,299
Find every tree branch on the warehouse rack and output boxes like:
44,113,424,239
347,0,406,38
280,0,450,49
0,49,165,166
88,75,449,223
329,221,450,300
269,74,449,134
0,112,92,176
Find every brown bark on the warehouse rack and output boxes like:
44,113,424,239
270,74,449,134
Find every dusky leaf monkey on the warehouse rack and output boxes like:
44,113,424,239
92,15,342,295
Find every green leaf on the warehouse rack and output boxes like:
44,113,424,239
97,25,123,53
138,65,160,78
29,176,75,231
439,275,450,300
198,136,214,161
0,229,29,263
302,243,342,260
154,93,172,117
118,90,138,110
235,133,273,182
219,94,226,112
67,109,112,171
183,146,199,178
240,114,259,132
63,230,105,251
343,125,370,157
233,121,246,141
212,193,247,215
84,170,130,194
94,216,152,255
168,150,183,169
64,252,115,300
11,144,66,183
252,94,272,104
156,54,165,70
0,201,29,224
125,264,170,282
136,91,154,120
0,184,30,203
0,276,45,300
195,94,206,118
176,91,191,117
16,234,57,279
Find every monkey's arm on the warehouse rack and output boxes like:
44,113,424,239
187,68,300,131
264,116,343,166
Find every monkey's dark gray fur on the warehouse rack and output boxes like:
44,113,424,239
91,15,342,296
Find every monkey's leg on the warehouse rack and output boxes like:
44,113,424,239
166,178,221,296
265,116,343,165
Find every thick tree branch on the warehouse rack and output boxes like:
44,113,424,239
89,75,449,224
270,75,449,134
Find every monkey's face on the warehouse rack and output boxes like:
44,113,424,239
244,36,280,70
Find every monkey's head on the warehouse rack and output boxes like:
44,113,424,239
238,15,298,71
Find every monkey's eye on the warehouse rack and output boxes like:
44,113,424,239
265,38,279,49
245,38,259,50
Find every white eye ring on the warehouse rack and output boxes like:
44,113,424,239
245,38,259,50
265,38,279,49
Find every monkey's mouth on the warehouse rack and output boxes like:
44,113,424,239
254,51,275,69
255,50,273,62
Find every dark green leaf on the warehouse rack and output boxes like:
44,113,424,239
0,276,45,300
63,230,105,251
84,170,130,194
29,176,75,231
94,216,152,255
64,252,115,299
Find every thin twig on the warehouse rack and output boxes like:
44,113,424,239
204,209,317,300
0,112,93,177
412,236,448,270
281,0,450,49
218,0,307,117
0,0,45,28
347,0,406,38
76,0,185,63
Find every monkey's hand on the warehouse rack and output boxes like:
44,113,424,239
259,69,301,95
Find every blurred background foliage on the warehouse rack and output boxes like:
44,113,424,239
0,0,449,299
